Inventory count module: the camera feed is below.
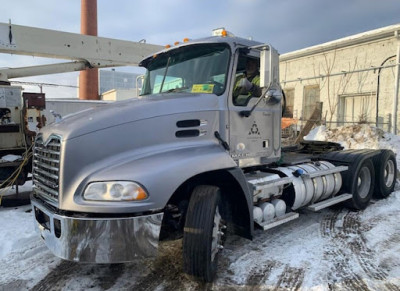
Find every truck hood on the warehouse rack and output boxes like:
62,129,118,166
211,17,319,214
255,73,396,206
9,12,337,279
41,94,219,141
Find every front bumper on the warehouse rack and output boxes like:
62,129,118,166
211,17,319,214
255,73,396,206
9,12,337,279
31,195,163,263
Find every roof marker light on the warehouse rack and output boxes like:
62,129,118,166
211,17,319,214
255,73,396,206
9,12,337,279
212,27,233,37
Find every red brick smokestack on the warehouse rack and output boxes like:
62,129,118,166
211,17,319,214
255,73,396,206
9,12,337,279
79,0,99,100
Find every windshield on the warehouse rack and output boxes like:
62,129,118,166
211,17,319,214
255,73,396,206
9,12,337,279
140,43,230,96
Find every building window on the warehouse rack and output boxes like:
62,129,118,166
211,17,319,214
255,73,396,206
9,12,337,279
303,85,320,121
283,88,294,118
99,70,138,94
339,93,376,124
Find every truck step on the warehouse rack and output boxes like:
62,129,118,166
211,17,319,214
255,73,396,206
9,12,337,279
256,212,299,231
307,193,352,212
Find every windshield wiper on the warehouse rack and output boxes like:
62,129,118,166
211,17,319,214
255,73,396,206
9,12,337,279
159,57,171,93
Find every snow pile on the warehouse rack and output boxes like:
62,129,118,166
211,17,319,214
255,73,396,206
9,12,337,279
0,154,22,163
305,124,400,167
0,205,37,260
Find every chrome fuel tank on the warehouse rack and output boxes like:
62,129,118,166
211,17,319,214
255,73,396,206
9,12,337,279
277,161,342,210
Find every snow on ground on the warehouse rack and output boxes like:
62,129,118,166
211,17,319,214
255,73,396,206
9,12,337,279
0,125,399,290
2,190,400,290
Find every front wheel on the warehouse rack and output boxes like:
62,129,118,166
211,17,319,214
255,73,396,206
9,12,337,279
183,185,226,282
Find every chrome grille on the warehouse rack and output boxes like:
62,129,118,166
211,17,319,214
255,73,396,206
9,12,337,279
32,134,61,205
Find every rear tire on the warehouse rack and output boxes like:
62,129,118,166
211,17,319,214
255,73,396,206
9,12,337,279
346,158,375,210
183,185,225,282
373,150,397,199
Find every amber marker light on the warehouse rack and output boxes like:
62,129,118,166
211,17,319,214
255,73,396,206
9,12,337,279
165,44,171,49
134,187,148,200
183,38,190,43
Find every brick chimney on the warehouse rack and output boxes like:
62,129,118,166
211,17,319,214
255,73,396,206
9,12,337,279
79,0,99,100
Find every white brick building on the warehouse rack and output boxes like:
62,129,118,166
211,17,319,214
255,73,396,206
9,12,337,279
280,24,400,134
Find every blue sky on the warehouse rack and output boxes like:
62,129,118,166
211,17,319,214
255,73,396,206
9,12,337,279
1,0,400,98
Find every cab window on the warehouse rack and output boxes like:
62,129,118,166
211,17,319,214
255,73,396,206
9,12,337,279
141,43,231,96
232,54,261,106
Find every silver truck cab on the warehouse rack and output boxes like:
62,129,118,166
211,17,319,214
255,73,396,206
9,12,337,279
31,31,282,265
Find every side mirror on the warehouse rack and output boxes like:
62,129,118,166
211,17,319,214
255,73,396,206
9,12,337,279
259,45,279,88
239,44,282,118
265,87,282,104
259,44,281,104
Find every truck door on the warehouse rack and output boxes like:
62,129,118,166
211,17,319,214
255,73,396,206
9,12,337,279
228,51,281,168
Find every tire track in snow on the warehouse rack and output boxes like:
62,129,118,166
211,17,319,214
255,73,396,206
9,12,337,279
129,239,201,291
0,279,29,291
321,208,400,290
325,248,370,290
31,261,126,291
342,212,386,280
245,260,277,286
31,261,79,291
273,265,305,291
342,211,400,291
321,209,370,290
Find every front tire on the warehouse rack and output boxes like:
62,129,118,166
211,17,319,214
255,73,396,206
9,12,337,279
183,185,225,282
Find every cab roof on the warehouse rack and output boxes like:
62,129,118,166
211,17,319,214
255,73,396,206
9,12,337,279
139,35,264,68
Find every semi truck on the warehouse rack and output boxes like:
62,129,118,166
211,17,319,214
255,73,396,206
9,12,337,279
29,28,397,282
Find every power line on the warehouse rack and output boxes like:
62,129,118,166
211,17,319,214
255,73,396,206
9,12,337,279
281,63,399,84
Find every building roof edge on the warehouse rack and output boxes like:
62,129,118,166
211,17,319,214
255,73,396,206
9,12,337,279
280,24,400,61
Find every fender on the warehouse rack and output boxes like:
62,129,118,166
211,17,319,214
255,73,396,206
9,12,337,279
62,143,245,213
226,167,254,239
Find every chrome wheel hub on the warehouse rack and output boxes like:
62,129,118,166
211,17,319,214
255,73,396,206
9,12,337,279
384,160,395,187
357,166,371,199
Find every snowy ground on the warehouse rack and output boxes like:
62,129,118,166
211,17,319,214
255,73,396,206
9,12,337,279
0,125,399,290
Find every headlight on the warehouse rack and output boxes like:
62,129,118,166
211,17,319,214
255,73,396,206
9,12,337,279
83,181,148,201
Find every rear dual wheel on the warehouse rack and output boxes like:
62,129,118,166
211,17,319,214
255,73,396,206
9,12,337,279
374,150,397,199
183,185,226,282
346,158,375,210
